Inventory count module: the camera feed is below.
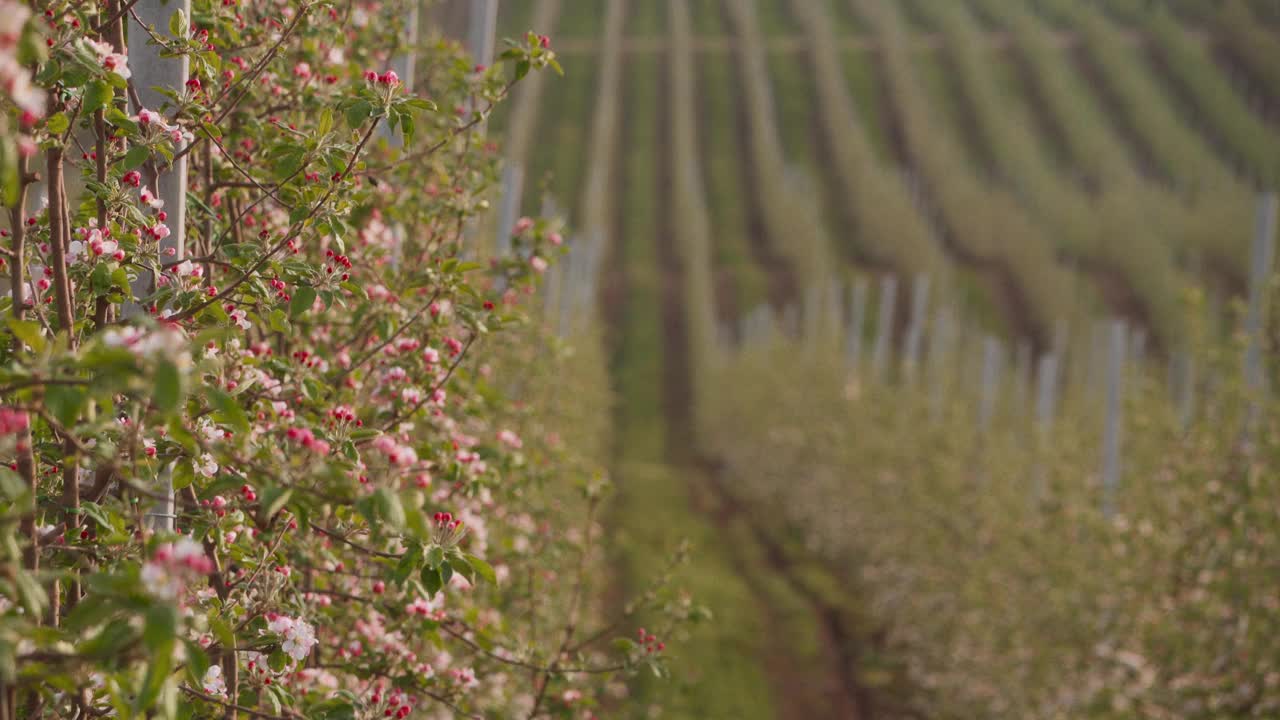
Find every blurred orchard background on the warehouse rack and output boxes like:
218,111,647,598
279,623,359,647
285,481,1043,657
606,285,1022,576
477,0,1280,717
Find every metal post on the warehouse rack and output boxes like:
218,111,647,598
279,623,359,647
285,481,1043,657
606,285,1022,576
542,259,560,322
132,0,191,532
782,303,799,338
495,162,524,259
1101,320,1126,518
902,274,930,384
1244,192,1277,435
826,277,843,340
929,305,955,422
871,275,898,383
1013,340,1031,418
846,277,868,374
978,335,1002,433
1129,327,1146,373
758,304,776,346
1032,352,1059,501
469,0,499,68
1088,320,1106,405
802,284,821,346
556,240,578,336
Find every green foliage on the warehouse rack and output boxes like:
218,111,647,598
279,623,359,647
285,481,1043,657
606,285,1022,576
0,1,678,717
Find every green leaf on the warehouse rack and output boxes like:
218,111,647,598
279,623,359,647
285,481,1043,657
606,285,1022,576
168,8,187,37
372,488,405,528
7,318,44,352
122,144,150,171
143,603,178,656
207,388,250,433
106,107,139,135
340,281,367,300
210,617,234,649
0,137,14,207
345,100,372,129
134,650,172,714
89,262,112,294
263,684,283,715
289,286,317,318
269,308,290,333
420,566,442,598
171,461,196,491
463,554,497,585
257,486,293,524
310,699,358,720
45,112,69,135
80,619,136,659
183,640,210,687
13,570,47,617
0,470,26,502
65,595,117,632
267,649,290,672
425,545,444,570
153,360,183,414
318,108,334,136
83,80,114,113
392,543,423,585
273,147,306,181
45,384,85,427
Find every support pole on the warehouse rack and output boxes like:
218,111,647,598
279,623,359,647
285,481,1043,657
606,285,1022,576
131,0,191,533
1032,352,1059,500
1101,320,1126,518
870,275,897,383
902,274,930,384
978,335,1001,434
469,0,499,68
1244,192,1277,437
846,277,868,376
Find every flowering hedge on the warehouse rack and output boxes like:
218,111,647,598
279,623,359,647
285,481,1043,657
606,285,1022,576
703,319,1280,719
0,1,688,718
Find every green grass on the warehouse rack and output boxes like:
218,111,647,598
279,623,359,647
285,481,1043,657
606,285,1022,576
697,52,770,311
899,0,939,31
754,0,799,35
611,463,778,720
766,47,847,257
610,53,777,719
688,0,725,34
521,54,598,220
912,48,993,175
985,50,1075,173
766,50,819,166
628,0,667,35
612,57,665,460
557,0,607,37
842,49,892,163
827,0,867,34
